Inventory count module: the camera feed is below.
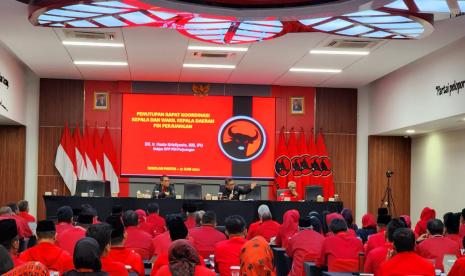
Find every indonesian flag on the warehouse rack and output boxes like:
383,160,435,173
84,124,98,180
272,127,289,199
316,132,335,200
55,122,77,194
287,129,303,200
102,126,119,194
93,128,105,181
73,124,87,180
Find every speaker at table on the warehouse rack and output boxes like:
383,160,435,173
75,180,111,197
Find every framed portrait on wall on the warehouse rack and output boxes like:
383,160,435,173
290,96,304,114
94,92,109,111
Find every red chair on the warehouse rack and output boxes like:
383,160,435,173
328,258,359,272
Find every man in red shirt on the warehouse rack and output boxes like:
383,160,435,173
287,216,324,276
1,205,33,240
277,181,299,201
86,223,129,276
316,218,364,269
416,219,460,271
214,215,247,276
55,206,74,235
189,211,226,257
379,228,435,276
444,212,462,247
123,210,154,260
106,215,144,276
364,218,405,275
19,220,74,274
182,203,197,229
0,219,23,266
365,208,391,256
247,204,281,242
17,200,35,223
56,211,93,255
140,202,165,237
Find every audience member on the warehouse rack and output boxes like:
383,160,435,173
379,228,435,276
195,210,205,227
17,200,35,223
414,207,436,237
0,245,14,274
63,237,108,276
240,236,275,276
460,208,465,237
57,210,94,255
444,212,462,247
364,218,405,275
106,215,144,276
3,262,49,276
0,219,22,266
287,216,324,276
277,181,299,201
189,211,226,257
142,202,166,237
182,203,197,229
316,218,363,269
275,209,299,248
111,205,123,217
19,220,73,274
356,213,377,244
86,223,129,276
365,208,391,255
154,240,215,276
214,215,247,276
449,247,465,276
134,209,146,224
56,206,74,235
0,206,32,239
246,204,280,242
341,208,358,231
122,210,154,260
415,218,460,271
400,215,411,228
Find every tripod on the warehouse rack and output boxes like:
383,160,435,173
380,176,397,216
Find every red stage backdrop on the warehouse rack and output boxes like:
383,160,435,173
121,94,276,179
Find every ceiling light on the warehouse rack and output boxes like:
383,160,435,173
289,68,342,73
63,41,125,47
406,129,415,134
187,45,248,52
74,61,128,66
183,64,235,69
310,49,370,55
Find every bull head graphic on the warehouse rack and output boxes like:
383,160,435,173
222,126,259,159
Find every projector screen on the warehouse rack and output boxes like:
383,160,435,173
121,94,276,179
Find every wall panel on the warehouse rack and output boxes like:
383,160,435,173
0,126,25,206
368,136,411,217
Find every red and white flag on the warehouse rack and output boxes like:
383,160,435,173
73,124,87,180
84,124,98,180
102,126,119,194
93,127,105,181
55,122,77,194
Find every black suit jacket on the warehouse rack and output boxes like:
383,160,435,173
152,183,176,199
219,185,253,200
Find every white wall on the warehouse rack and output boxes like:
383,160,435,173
367,36,465,135
411,129,465,224
356,87,370,225
0,41,39,217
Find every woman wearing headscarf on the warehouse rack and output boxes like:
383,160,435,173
356,213,377,244
400,215,412,228
308,211,324,234
63,237,108,276
321,211,330,235
240,236,276,276
0,245,14,274
275,209,299,248
341,208,358,231
414,207,436,237
154,240,214,276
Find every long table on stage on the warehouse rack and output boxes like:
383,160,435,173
43,196,343,225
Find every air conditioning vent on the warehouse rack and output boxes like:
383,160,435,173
63,30,116,40
191,52,236,58
325,39,378,49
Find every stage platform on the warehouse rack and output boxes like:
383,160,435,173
44,196,343,226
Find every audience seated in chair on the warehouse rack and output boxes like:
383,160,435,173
189,210,226,257
55,206,74,235
122,210,154,260
247,204,280,242
63,237,109,276
275,209,299,248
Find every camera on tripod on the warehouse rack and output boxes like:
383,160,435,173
386,170,394,178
